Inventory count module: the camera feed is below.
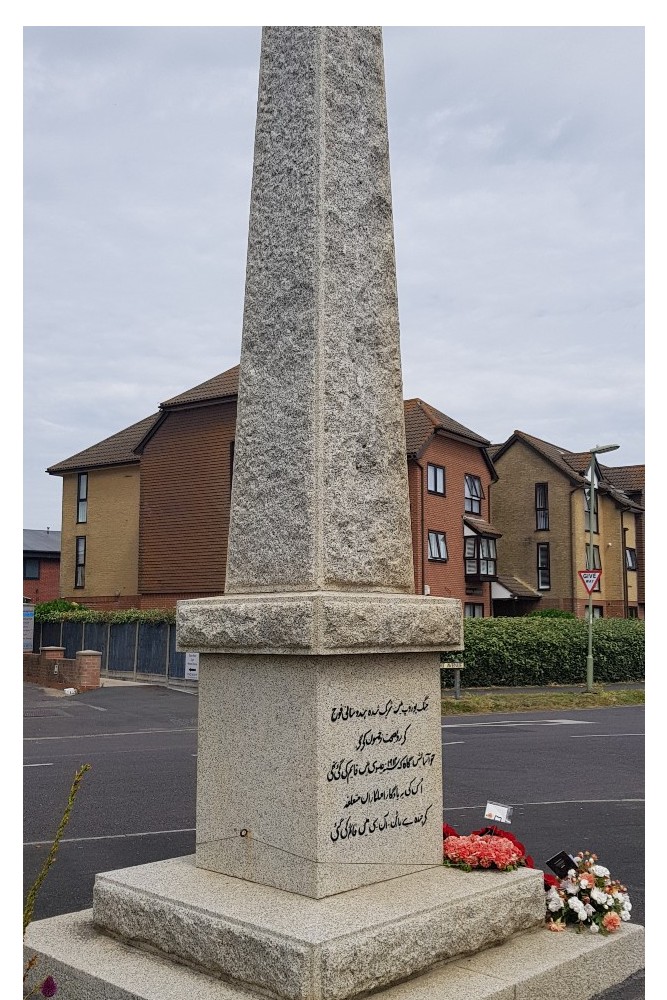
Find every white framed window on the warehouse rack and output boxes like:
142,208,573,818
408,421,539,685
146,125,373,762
464,603,484,617
464,474,483,514
464,536,496,578
428,530,448,561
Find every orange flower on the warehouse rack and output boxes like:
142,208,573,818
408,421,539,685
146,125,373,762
547,921,566,932
579,874,595,889
602,913,621,933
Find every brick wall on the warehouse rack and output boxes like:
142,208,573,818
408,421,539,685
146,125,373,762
491,440,575,604
60,464,140,602
24,647,101,691
23,557,60,603
408,433,493,616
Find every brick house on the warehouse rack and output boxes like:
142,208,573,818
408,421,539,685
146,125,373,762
404,399,499,617
599,464,645,617
47,366,497,614
489,431,643,619
48,414,158,609
23,529,61,603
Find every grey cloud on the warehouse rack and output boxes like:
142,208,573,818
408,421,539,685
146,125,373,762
24,26,644,530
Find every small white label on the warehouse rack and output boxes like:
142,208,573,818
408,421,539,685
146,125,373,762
185,651,200,680
484,801,513,824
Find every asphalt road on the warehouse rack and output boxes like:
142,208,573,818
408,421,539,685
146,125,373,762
23,682,645,998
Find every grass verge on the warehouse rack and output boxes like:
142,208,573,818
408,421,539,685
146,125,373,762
441,688,645,715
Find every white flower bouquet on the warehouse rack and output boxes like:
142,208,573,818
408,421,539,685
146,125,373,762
545,850,632,934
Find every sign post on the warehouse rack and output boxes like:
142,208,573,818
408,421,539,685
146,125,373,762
583,442,619,692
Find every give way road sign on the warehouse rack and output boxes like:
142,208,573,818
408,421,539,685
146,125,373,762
578,570,602,594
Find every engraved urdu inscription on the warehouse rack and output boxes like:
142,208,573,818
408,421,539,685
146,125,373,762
327,695,436,843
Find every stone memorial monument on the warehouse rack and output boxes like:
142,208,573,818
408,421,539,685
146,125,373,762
25,26,643,1000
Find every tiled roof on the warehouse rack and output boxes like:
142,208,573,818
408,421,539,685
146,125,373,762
463,516,502,538
494,574,542,599
601,464,645,495
561,451,592,476
160,366,240,408
23,529,61,554
47,413,161,475
508,431,589,486
403,398,490,456
494,430,644,511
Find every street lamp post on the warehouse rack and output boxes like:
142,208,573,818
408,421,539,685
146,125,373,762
585,443,619,692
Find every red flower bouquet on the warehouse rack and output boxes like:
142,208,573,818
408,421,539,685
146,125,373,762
442,822,532,873
443,833,526,871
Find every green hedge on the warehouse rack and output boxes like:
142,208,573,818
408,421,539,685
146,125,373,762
34,603,176,625
441,617,644,687
34,605,644,686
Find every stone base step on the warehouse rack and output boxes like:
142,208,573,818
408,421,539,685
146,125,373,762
90,856,546,997
24,911,643,1000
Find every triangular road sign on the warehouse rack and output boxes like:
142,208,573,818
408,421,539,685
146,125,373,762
578,570,602,594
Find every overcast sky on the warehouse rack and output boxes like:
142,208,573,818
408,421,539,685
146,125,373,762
23,23,645,530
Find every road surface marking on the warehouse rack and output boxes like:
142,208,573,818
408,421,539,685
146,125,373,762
24,727,197,742
23,763,53,767
442,719,594,728
569,733,643,738
24,828,196,846
442,741,465,746
443,797,644,812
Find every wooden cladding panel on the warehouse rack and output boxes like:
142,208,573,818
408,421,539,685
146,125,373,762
139,402,236,594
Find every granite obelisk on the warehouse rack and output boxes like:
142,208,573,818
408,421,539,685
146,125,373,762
225,25,414,597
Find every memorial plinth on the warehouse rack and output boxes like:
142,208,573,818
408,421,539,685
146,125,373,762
23,25,643,1000
191,650,445,897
